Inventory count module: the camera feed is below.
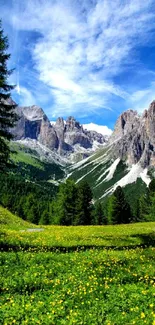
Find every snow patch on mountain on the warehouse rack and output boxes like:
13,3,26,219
100,163,151,199
104,158,120,182
140,168,151,186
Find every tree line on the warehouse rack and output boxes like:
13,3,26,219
0,172,155,225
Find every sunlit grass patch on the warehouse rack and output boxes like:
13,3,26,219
0,206,155,324
0,248,155,324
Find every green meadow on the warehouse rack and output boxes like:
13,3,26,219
0,206,155,325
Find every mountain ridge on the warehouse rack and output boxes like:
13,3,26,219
67,100,155,203
11,101,108,163
109,101,155,168
8,98,155,204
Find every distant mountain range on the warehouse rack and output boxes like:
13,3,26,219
9,99,155,204
11,101,108,163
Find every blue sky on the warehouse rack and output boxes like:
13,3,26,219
1,0,155,133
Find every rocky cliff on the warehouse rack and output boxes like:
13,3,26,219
12,104,107,161
109,101,155,167
12,99,155,167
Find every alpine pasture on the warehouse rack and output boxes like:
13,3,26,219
0,207,155,325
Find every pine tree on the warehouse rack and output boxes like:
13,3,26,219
53,180,78,225
108,186,131,224
143,180,155,221
93,201,106,225
75,181,93,225
107,194,119,224
149,179,155,194
114,186,131,224
0,20,17,170
138,190,150,221
39,210,50,225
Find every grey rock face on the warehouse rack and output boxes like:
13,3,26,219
109,101,155,167
11,99,155,167
110,110,140,143
85,129,106,144
64,117,91,149
12,104,107,159
12,105,59,150
38,116,59,150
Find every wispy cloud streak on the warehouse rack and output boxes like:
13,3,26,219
1,0,155,117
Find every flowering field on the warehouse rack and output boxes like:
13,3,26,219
0,207,155,324
1,248,155,325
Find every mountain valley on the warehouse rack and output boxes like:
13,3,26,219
7,100,155,200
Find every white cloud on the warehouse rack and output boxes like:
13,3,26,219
3,0,155,117
83,123,112,136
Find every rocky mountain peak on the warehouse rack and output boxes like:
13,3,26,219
11,102,107,162
148,100,155,113
55,117,65,127
65,116,82,131
109,101,155,168
144,100,155,142
110,109,139,143
12,104,58,150
21,105,45,121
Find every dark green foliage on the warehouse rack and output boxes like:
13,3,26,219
107,194,119,224
0,20,18,170
75,181,93,225
93,201,106,225
0,173,56,224
136,180,155,222
107,186,131,224
149,179,155,194
140,179,155,222
124,179,147,219
146,196,155,221
51,180,93,225
52,180,78,225
39,210,50,225
138,191,150,221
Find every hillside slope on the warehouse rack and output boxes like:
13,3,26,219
68,145,148,203
10,141,65,184
68,101,155,203
0,205,36,230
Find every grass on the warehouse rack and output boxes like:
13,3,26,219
0,206,155,324
0,204,155,250
10,142,43,169
0,206,36,231
8,142,65,182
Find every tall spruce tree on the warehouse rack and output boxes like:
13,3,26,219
52,180,78,225
75,181,93,225
93,201,106,225
138,189,150,221
143,179,155,221
108,186,131,224
0,20,17,170
149,179,155,194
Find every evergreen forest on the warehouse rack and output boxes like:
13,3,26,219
0,172,155,225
